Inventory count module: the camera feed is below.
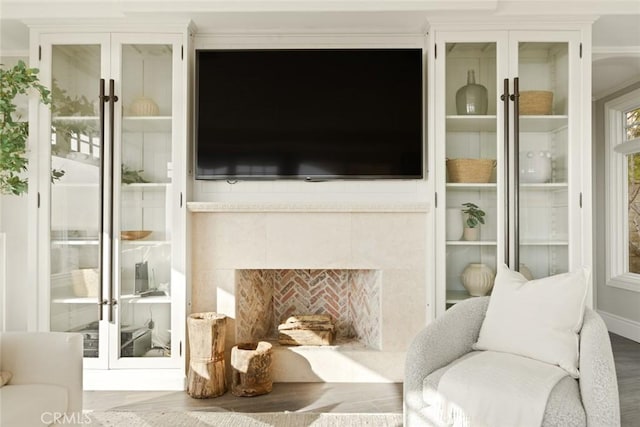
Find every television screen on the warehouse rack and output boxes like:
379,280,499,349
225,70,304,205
195,48,424,180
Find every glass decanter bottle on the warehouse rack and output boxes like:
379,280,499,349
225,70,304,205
455,69,488,115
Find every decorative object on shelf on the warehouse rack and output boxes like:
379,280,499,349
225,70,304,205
519,263,534,280
121,164,149,184
0,60,64,195
121,230,152,240
129,96,159,116
519,90,553,115
446,208,465,241
446,158,495,183
462,202,485,241
231,341,273,397
456,69,488,115
520,151,552,183
71,268,99,297
461,263,495,296
187,312,227,398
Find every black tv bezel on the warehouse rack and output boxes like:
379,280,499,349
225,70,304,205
194,48,425,181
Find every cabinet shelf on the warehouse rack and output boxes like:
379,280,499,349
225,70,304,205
446,290,474,304
447,241,497,246
520,116,568,132
446,115,497,132
121,183,170,191
120,240,170,247
446,115,568,133
122,116,172,132
520,183,567,190
53,116,99,122
52,239,99,246
121,294,171,304
520,240,569,246
446,183,497,190
52,297,98,304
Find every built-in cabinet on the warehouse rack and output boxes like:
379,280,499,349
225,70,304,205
431,27,591,315
29,27,189,389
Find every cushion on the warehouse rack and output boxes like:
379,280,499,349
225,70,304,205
0,371,11,387
473,264,589,377
0,384,68,427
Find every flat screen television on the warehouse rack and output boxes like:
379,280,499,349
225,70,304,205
195,48,424,180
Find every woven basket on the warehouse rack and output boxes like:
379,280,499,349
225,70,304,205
446,158,495,183
519,91,553,115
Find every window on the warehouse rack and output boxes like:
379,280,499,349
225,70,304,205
606,88,640,291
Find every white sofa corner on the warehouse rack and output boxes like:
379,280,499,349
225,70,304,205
0,332,83,427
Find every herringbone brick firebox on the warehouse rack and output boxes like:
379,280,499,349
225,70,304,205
236,269,381,349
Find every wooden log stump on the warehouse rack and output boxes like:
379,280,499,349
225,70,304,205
187,312,227,398
231,341,273,397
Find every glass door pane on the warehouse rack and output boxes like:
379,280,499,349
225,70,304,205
50,44,102,358
444,42,499,307
517,42,569,279
117,44,173,360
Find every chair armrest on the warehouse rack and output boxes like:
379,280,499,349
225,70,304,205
404,296,489,426
578,310,621,427
0,332,83,414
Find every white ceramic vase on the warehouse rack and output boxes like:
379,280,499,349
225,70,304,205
461,263,495,296
446,208,464,241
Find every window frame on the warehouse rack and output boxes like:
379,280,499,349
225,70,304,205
605,88,640,292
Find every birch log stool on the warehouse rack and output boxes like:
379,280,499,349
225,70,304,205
231,341,273,397
187,312,227,398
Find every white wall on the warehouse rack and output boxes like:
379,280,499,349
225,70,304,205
0,56,31,331
0,195,29,331
594,80,640,341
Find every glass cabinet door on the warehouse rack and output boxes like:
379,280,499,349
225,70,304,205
49,43,105,361
443,40,503,308
115,43,174,363
514,40,571,280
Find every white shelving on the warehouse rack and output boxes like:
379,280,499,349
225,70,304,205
32,28,188,389
435,29,589,315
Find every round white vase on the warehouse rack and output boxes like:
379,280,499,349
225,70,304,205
461,263,495,296
446,208,464,241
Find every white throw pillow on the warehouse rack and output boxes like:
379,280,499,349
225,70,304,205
473,264,589,378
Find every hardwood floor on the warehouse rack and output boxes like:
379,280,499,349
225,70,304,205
83,382,403,414
84,333,639,425
610,333,640,427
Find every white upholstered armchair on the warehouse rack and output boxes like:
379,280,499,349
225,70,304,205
404,297,620,427
0,332,83,426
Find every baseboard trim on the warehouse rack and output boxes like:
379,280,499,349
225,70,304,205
597,310,640,343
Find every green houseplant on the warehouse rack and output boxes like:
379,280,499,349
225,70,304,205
0,60,62,195
461,202,485,241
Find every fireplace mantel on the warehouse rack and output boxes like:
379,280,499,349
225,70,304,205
189,200,430,382
187,201,430,213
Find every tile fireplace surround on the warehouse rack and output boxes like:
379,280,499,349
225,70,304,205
189,201,429,382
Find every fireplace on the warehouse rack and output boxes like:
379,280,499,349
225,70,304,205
236,269,381,349
189,201,429,382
